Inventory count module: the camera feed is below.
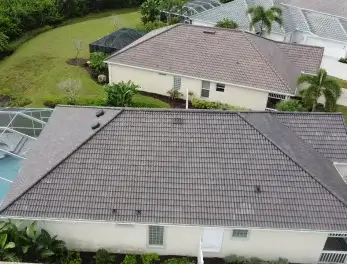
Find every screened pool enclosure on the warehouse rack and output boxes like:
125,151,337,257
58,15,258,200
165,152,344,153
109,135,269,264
89,28,145,54
161,0,221,21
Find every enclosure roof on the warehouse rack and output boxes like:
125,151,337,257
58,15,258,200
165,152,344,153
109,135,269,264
165,0,221,17
106,24,323,95
2,106,347,231
90,28,145,50
190,0,347,43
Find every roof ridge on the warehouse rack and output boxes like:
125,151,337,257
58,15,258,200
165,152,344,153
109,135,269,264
282,3,347,20
237,112,347,208
106,24,179,61
0,110,124,213
242,32,293,93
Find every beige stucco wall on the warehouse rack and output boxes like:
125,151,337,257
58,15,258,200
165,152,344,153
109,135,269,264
33,219,330,264
108,64,269,110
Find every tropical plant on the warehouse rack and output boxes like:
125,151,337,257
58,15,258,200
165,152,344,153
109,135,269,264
122,254,137,264
192,98,246,110
167,88,183,100
0,233,17,262
246,6,283,36
0,32,9,52
297,69,341,112
140,0,161,24
89,52,107,74
61,250,82,264
35,229,66,262
105,81,140,107
94,248,116,264
141,253,160,264
216,19,238,29
276,99,305,112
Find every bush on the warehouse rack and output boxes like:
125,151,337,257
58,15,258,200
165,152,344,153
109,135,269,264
43,98,63,108
89,52,107,75
122,254,137,264
339,58,347,64
220,0,234,3
192,98,246,110
43,96,106,108
216,19,238,29
224,255,288,264
10,97,32,107
141,253,160,264
136,20,168,33
276,99,306,112
61,250,82,264
140,0,161,24
105,81,139,107
94,249,116,264
167,88,183,100
164,258,195,264
131,94,170,108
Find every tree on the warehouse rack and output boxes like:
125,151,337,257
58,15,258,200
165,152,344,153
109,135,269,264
0,233,17,262
74,39,83,59
297,69,341,112
246,6,283,36
140,0,161,24
167,88,183,100
276,99,305,112
104,81,139,107
58,79,81,104
0,32,9,52
216,19,238,29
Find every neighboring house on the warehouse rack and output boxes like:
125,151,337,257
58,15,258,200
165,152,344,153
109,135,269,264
105,24,323,110
188,0,347,79
2,106,347,264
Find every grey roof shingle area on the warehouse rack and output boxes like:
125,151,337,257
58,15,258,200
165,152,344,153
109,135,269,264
280,4,310,32
2,107,347,231
274,0,347,19
107,24,323,95
303,11,347,42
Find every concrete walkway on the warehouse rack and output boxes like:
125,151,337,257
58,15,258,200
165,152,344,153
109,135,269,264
338,89,347,106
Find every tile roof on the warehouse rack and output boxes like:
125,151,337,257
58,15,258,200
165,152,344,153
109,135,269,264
107,24,323,95
2,107,347,231
274,0,347,19
190,0,347,44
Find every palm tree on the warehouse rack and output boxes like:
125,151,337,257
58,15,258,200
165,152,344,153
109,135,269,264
216,19,238,29
246,6,283,36
297,69,341,112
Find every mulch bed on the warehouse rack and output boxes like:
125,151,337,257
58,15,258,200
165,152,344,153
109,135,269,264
139,91,195,109
66,58,94,77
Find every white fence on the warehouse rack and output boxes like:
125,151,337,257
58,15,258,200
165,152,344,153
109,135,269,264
319,251,347,264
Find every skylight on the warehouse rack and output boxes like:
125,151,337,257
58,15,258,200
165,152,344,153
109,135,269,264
333,163,347,183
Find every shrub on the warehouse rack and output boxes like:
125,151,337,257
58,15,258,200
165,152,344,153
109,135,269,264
58,79,82,104
224,255,288,264
136,20,167,33
61,250,82,264
77,97,106,106
168,17,181,25
192,98,246,110
220,0,234,3
43,98,63,108
140,0,161,24
131,94,170,108
0,32,9,52
339,58,347,64
105,81,139,107
276,99,305,112
94,248,116,264
122,254,137,264
141,253,160,264
167,88,183,100
164,257,195,264
224,254,250,264
10,97,32,107
89,52,107,75
216,19,238,29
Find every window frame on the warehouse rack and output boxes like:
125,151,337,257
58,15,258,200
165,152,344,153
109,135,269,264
201,80,210,98
231,229,249,239
216,83,225,92
148,225,165,247
173,76,181,90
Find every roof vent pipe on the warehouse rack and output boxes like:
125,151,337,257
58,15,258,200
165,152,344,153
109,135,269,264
91,122,101,130
255,185,261,193
96,109,105,117
203,30,216,35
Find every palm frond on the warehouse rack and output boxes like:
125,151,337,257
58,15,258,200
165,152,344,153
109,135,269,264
270,6,283,15
323,79,342,98
297,74,316,85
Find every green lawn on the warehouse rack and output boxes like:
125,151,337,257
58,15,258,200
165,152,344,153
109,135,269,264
337,105,347,122
0,9,168,108
330,76,347,88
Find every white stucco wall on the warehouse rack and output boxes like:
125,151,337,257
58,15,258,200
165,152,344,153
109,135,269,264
34,219,329,264
108,64,269,110
266,32,285,42
191,20,214,27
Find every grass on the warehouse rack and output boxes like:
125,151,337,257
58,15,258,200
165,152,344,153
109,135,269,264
0,9,150,107
132,94,170,108
337,105,347,122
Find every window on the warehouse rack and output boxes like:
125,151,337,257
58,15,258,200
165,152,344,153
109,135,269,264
148,226,164,246
173,76,181,90
201,81,210,98
216,83,225,92
232,229,248,238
